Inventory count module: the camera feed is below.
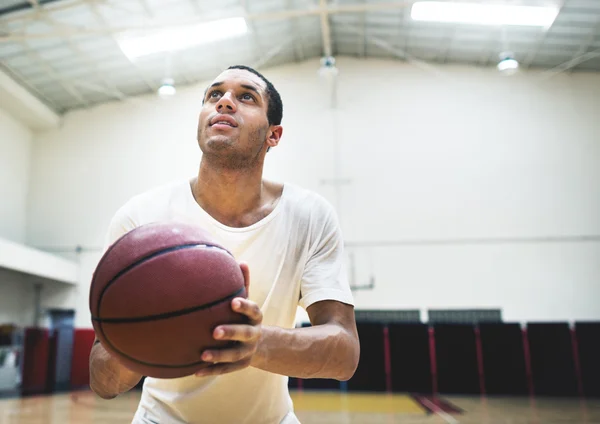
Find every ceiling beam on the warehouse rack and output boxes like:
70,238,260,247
0,64,61,130
0,0,49,18
21,43,89,107
358,11,366,58
89,1,158,93
319,0,333,57
251,35,296,70
537,47,600,79
401,3,411,56
566,18,600,73
1,0,108,23
339,22,451,79
438,27,456,64
37,9,129,102
62,38,127,101
0,1,415,41
4,3,128,108
179,1,210,81
241,0,268,70
288,0,306,62
522,0,565,69
0,61,60,110
477,29,499,67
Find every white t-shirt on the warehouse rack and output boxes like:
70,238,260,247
103,179,354,424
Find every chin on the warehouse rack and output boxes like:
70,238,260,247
200,137,239,156
206,136,234,148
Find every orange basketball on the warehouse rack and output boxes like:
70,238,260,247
89,221,247,379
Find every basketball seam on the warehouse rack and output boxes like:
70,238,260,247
95,242,233,322
97,287,243,369
92,286,245,323
94,242,241,370
90,234,232,314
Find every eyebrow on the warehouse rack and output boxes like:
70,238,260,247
207,81,261,96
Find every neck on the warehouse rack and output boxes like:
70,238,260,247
192,156,266,222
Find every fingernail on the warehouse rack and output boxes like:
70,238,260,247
203,352,212,361
233,300,241,310
214,328,224,339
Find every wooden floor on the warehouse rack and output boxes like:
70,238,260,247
0,390,599,423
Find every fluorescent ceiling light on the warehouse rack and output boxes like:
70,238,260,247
158,84,176,97
158,78,176,97
117,17,248,60
497,58,519,74
411,2,559,27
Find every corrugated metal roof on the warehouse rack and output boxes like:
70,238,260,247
1,0,598,114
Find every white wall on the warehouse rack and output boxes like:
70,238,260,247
0,270,34,327
0,107,32,243
0,108,34,327
27,58,600,327
334,60,600,322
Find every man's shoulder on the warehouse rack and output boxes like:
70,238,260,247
104,179,191,249
282,182,336,221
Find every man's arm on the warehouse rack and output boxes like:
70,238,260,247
252,300,359,380
195,299,360,381
89,338,143,399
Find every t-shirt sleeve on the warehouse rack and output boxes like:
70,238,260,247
103,204,138,252
298,200,354,310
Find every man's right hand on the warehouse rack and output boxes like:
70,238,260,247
89,338,143,399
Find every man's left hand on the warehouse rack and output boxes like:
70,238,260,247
195,263,263,377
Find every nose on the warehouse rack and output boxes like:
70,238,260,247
216,92,236,113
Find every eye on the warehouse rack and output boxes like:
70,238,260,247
241,93,255,101
208,90,221,100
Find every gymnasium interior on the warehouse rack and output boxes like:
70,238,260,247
1,0,600,423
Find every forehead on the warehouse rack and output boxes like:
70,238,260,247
211,69,266,92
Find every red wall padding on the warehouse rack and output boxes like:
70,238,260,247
70,329,96,388
21,328,50,395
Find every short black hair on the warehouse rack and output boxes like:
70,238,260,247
203,65,283,126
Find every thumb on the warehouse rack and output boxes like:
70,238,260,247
239,262,250,296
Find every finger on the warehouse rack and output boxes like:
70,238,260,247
201,343,254,363
214,324,260,342
194,359,251,378
239,262,250,294
231,298,262,324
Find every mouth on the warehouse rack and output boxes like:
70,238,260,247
209,115,238,128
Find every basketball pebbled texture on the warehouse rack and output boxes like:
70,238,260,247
89,221,248,379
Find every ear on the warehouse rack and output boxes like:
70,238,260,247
266,125,283,150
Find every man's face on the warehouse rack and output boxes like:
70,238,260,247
197,69,270,168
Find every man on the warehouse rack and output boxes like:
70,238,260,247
89,65,360,424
